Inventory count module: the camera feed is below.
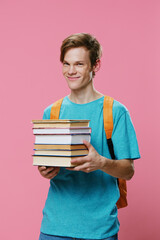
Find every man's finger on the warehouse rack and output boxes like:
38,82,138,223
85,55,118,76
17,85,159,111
66,162,90,172
42,167,54,174
83,140,93,150
71,156,89,165
46,170,59,179
38,166,47,171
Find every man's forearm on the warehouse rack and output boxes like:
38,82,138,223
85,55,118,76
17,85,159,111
99,156,134,180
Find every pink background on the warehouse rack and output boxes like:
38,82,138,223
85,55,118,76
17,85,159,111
0,0,159,239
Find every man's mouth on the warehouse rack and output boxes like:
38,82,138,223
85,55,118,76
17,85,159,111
67,76,80,80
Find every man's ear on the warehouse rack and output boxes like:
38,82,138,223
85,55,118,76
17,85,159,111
92,59,101,73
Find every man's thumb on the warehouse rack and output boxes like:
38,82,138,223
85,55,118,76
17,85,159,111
83,140,92,150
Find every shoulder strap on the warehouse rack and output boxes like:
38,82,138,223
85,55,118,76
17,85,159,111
103,95,128,209
50,98,64,119
103,96,115,159
103,96,114,139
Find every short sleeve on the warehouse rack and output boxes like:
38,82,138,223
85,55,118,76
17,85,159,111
112,111,140,160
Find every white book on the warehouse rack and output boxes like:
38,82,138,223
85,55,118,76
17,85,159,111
33,127,91,135
34,134,91,144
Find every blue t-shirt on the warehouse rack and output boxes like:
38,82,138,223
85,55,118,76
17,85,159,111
40,96,140,239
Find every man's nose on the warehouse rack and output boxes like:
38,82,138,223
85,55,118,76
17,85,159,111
68,65,76,75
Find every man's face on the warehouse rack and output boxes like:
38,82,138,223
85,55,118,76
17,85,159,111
62,47,94,91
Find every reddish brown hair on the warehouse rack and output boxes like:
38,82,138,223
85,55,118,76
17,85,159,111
60,33,102,74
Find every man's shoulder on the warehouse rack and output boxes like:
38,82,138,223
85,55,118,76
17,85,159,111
43,103,53,119
113,99,128,114
112,99,129,123
43,96,67,119
43,103,53,113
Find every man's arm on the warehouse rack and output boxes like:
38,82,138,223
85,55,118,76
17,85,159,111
99,158,134,180
68,140,134,180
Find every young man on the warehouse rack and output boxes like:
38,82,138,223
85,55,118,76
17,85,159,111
38,33,140,240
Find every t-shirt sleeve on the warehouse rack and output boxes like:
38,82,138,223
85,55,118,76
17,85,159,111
112,111,140,160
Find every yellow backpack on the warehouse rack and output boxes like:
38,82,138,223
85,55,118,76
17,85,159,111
50,96,127,209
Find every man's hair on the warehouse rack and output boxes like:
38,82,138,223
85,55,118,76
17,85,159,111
60,33,102,76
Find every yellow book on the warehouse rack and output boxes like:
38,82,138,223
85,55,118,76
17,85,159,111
34,144,87,150
32,119,90,128
34,149,88,156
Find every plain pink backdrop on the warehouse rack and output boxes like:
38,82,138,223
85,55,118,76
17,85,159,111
0,0,159,239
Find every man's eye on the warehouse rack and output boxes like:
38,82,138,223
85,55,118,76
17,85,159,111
77,63,83,66
63,62,69,66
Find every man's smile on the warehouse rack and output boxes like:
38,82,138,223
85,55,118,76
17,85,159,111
67,76,80,80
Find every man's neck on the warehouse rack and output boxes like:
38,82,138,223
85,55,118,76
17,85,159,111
68,85,103,104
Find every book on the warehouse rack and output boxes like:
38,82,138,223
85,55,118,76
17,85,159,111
33,127,91,134
32,119,91,167
34,134,91,144
33,155,77,167
34,149,88,156
34,144,88,150
32,119,90,128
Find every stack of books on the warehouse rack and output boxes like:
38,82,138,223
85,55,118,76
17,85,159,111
32,119,91,167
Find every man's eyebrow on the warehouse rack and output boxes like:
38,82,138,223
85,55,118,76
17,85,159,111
63,60,85,63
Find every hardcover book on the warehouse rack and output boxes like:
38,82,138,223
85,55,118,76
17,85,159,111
32,119,90,128
34,149,89,156
33,155,77,167
34,134,91,144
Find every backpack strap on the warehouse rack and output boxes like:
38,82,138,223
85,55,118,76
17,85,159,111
103,96,128,209
103,96,115,159
50,98,64,119
103,96,114,139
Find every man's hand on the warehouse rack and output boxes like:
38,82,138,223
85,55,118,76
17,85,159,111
38,166,60,179
67,140,134,180
67,140,104,173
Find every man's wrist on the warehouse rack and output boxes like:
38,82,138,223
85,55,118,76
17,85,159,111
99,155,116,172
99,155,109,170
